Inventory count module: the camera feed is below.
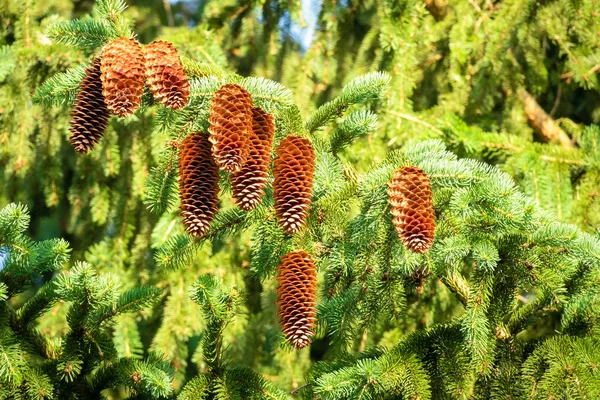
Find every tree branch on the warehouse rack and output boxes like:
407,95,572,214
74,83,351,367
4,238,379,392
518,88,573,148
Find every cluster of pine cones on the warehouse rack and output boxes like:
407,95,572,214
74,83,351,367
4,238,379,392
272,166,436,348
69,38,189,153
179,83,315,238
67,37,320,349
179,83,318,348
67,38,438,350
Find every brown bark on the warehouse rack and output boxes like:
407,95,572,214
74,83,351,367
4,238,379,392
518,88,573,148
424,0,448,20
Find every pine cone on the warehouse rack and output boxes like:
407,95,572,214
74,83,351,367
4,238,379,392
179,133,220,237
231,107,275,210
100,37,145,117
69,57,109,153
208,84,253,173
144,40,190,110
388,166,436,253
273,136,315,234
276,251,317,349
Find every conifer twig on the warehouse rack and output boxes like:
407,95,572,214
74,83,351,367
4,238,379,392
440,273,470,307
386,110,445,136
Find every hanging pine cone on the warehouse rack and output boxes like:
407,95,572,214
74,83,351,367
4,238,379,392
208,84,253,173
179,133,220,237
231,107,275,210
276,251,317,349
388,166,436,253
69,57,109,153
273,136,315,234
100,37,145,117
144,40,190,110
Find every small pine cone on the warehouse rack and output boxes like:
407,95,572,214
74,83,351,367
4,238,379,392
388,166,436,253
273,136,315,234
231,107,275,210
143,40,190,110
276,251,317,348
100,37,145,117
179,133,220,237
208,84,253,173
69,57,109,153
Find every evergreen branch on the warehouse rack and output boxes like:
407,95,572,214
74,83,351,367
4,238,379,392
182,57,227,80
439,271,470,307
143,147,180,215
0,45,16,83
0,329,26,385
0,203,30,241
0,283,6,301
312,344,431,399
506,295,550,334
224,366,291,400
190,276,241,372
189,76,227,99
306,72,390,133
155,209,250,269
461,272,495,376
386,110,445,136
29,238,71,274
94,0,128,15
93,0,132,38
91,356,174,398
239,76,295,109
16,281,57,324
8,306,58,360
330,110,378,154
95,286,162,324
178,374,211,400
154,234,198,270
33,65,87,107
47,19,115,49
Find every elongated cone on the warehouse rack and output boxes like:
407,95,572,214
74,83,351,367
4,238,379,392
388,166,435,253
69,57,109,153
276,251,317,348
231,107,275,210
208,84,253,173
273,136,315,234
100,37,145,117
144,40,189,110
179,133,220,237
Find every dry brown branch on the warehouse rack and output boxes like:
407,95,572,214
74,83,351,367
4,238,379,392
518,88,574,149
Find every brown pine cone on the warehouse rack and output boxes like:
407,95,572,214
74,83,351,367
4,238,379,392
208,84,253,173
388,166,435,253
100,37,145,117
276,251,317,349
273,136,315,234
144,40,190,110
179,133,220,237
69,57,109,153
231,107,275,210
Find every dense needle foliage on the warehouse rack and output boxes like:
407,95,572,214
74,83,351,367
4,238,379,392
1,0,600,398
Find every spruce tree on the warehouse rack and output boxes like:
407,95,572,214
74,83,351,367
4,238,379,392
1,0,599,399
